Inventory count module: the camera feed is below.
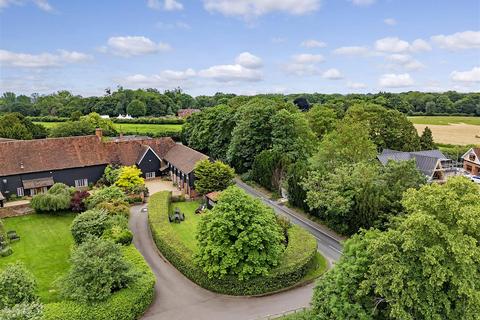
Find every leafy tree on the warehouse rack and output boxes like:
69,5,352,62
70,209,110,244
251,150,290,193
194,159,235,195
70,190,90,213
114,166,145,193
420,126,436,149
60,237,133,303
0,263,38,309
103,164,121,185
286,161,310,212
30,183,72,212
306,105,338,140
85,186,127,209
0,113,47,140
126,99,147,118
49,120,94,137
80,112,117,136
195,186,285,280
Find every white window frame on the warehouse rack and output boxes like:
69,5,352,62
145,172,156,179
74,178,88,188
17,187,24,197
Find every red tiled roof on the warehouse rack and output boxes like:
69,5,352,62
205,191,220,202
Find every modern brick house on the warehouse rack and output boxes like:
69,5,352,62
462,148,480,176
0,129,207,199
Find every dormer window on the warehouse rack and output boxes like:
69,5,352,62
469,154,476,162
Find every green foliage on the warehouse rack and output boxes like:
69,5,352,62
60,237,134,303
0,218,12,257
95,200,130,218
193,159,235,195
420,126,436,149
306,105,338,140
0,263,38,309
49,120,94,137
114,166,145,194
251,150,290,192
286,161,310,212
0,302,43,320
195,186,285,280
30,183,72,212
148,191,318,295
43,246,155,320
126,99,146,118
0,113,47,140
70,209,110,244
103,165,121,185
85,186,127,209
311,177,480,320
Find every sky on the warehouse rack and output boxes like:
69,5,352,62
0,0,479,97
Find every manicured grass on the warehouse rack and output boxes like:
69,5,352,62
303,252,328,282
168,200,202,252
408,116,480,126
0,213,76,303
34,122,182,134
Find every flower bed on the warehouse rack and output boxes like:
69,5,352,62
148,191,320,296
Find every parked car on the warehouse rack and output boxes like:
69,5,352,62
470,175,480,184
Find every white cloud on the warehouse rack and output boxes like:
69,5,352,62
347,81,367,89
375,37,431,53
235,52,263,69
450,67,480,83
350,0,375,6
0,49,92,68
292,53,324,63
0,0,53,11
333,46,369,56
203,0,321,18
105,36,171,57
198,64,262,82
322,68,343,80
431,30,480,50
33,0,52,11
384,18,397,26
147,0,183,10
379,73,414,88
301,39,327,48
386,54,425,71
155,21,190,30
120,69,196,88
283,54,324,76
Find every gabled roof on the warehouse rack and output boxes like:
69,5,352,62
462,147,480,161
377,149,451,177
164,144,209,174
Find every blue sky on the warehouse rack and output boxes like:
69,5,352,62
0,0,479,96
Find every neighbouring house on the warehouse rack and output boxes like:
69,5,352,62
462,147,480,176
377,149,457,182
177,109,200,118
0,129,208,199
205,191,220,209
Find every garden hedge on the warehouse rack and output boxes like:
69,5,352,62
42,245,155,320
148,191,317,296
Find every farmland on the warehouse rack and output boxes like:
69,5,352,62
34,122,183,135
408,116,480,145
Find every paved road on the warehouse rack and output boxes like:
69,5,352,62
235,180,343,264
130,205,316,320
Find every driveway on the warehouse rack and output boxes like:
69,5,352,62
145,179,182,197
130,205,316,320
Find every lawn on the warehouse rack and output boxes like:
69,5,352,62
0,213,76,303
408,116,480,126
34,122,183,134
168,200,202,252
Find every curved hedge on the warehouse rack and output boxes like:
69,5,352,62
148,191,317,296
42,246,155,320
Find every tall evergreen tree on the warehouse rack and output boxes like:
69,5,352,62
420,126,436,149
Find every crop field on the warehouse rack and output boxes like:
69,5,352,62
408,116,480,146
34,122,183,134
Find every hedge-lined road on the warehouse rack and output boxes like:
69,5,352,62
130,205,316,320
235,179,343,264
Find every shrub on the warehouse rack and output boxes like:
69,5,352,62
70,209,110,244
0,263,38,309
43,246,155,320
0,218,13,257
30,183,72,213
70,191,90,213
103,226,133,246
148,191,317,295
85,186,127,209
95,200,130,218
103,164,121,186
60,237,134,303
114,166,145,194
0,301,43,320
193,159,235,195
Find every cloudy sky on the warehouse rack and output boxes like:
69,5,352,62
0,0,479,96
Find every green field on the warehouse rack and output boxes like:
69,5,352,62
169,200,202,252
0,213,76,303
34,122,183,134
408,116,480,126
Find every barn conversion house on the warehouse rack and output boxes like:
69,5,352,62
0,129,208,199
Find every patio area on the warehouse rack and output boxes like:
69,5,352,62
145,178,183,197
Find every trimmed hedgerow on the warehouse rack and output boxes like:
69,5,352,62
148,191,317,296
42,245,155,320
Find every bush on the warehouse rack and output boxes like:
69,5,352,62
70,191,90,213
85,186,127,209
0,263,38,309
0,301,43,320
95,200,130,218
70,209,110,244
148,191,317,295
60,237,134,303
43,246,155,320
30,183,72,212
114,166,144,194
103,226,133,246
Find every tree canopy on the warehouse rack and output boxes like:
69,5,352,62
193,159,235,195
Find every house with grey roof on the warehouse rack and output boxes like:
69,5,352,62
377,149,457,182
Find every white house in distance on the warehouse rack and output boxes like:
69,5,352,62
462,148,480,176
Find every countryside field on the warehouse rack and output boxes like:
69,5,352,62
34,122,183,135
408,116,480,146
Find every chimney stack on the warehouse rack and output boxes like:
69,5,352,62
95,128,103,140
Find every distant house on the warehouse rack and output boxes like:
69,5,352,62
377,149,456,182
0,129,207,199
177,109,200,118
462,148,480,176
205,191,220,209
